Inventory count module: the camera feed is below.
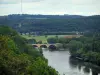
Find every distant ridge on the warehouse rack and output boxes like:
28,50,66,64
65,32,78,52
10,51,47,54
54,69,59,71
0,14,100,33
7,14,85,19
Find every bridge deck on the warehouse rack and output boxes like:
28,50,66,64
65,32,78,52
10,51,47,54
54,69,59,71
32,44,55,47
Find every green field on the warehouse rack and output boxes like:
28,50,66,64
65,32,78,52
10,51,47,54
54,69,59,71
21,35,57,43
21,35,80,43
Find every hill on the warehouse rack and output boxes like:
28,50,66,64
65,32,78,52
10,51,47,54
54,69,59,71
0,14,100,34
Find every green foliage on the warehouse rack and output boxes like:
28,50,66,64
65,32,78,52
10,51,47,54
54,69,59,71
56,43,63,49
37,40,42,44
0,26,58,75
27,57,58,75
68,35,100,66
68,40,83,54
58,37,70,43
0,26,17,36
0,36,18,52
47,37,58,44
28,39,36,44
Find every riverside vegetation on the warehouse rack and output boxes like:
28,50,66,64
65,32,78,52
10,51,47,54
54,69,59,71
48,34,100,66
0,26,58,75
68,34,100,66
46,34,100,66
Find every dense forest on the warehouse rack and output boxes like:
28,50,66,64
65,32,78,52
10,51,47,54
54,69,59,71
0,26,58,75
0,14,100,34
68,35,100,66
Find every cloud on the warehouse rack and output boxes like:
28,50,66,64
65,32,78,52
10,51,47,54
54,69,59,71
0,0,44,4
0,0,19,4
24,0,44,2
0,0,100,16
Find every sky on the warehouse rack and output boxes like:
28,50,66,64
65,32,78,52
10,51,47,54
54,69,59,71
0,0,100,16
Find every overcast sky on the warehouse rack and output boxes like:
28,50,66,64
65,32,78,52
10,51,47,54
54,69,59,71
0,0,100,16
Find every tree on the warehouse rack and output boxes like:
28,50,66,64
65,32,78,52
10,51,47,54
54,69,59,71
27,57,58,75
69,40,83,54
0,26,59,75
47,37,57,44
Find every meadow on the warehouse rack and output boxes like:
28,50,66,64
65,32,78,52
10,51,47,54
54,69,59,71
21,35,80,43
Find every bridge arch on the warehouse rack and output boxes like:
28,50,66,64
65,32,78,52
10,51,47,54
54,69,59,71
33,45,38,48
40,45,47,48
48,45,57,50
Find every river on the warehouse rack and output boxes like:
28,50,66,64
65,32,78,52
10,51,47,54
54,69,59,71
43,50,100,75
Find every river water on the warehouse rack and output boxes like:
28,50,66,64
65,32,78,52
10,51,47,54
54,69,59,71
43,50,100,75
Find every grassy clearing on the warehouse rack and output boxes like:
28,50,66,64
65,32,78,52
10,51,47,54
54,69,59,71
21,35,81,43
21,35,56,43
21,35,62,43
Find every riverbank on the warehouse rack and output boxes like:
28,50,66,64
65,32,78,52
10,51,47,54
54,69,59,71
70,56,100,70
70,52,100,68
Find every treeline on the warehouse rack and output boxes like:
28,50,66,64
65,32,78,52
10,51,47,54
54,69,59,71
0,14,100,33
7,14,83,19
47,36,72,49
0,26,58,75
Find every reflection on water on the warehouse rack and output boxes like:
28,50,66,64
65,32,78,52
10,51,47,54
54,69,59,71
43,50,100,75
69,56,100,75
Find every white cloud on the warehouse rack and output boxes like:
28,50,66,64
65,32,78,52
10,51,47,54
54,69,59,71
0,0,44,4
0,0,100,16
0,0,19,4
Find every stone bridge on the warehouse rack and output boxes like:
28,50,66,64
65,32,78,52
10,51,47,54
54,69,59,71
32,44,57,49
